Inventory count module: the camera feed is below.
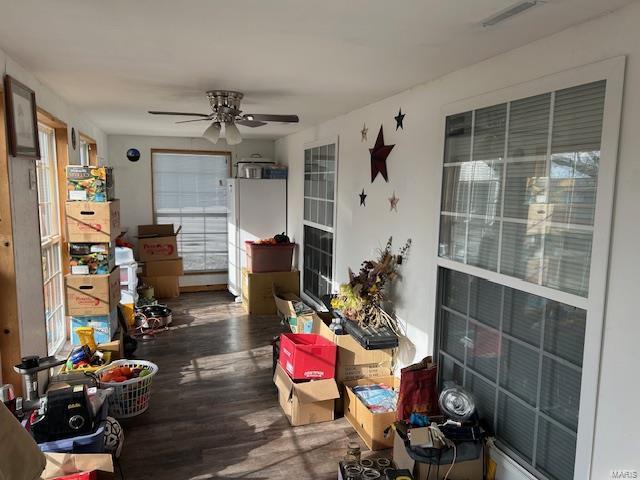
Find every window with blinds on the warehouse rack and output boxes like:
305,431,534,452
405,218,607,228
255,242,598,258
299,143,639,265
439,80,606,297
303,143,336,303
152,152,230,273
436,80,608,480
437,268,584,480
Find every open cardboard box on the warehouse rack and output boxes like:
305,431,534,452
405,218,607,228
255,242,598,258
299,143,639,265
273,292,315,333
42,453,115,479
392,431,483,480
242,268,300,315
137,224,181,262
343,375,400,451
273,363,340,426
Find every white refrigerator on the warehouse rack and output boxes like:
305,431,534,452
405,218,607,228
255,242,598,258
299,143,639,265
227,178,287,298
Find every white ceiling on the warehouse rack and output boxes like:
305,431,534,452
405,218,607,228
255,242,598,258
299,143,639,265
0,0,634,139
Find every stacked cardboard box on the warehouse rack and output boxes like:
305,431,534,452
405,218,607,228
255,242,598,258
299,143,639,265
137,224,183,299
64,166,120,345
242,268,300,314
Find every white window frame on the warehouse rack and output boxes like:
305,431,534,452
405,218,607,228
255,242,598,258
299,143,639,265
301,136,339,309
37,123,66,355
432,56,625,480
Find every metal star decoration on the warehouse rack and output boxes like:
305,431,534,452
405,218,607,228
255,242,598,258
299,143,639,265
369,125,395,183
359,188,367,206
395,108,406,130
389,192,399,212
361,123,368,142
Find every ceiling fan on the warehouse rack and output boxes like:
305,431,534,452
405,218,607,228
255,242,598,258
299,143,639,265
149,90,299,145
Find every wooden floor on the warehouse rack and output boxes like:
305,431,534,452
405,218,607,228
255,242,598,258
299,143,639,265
118,291,363,480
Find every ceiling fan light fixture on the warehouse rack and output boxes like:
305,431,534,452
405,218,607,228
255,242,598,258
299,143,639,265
203,121,222,144
225,122,242,145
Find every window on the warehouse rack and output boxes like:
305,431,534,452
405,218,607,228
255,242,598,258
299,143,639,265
435,66,623,480
303,142,337,304
439,81,605,297
37,125,65,354
436,268,584,480
152,151,230,273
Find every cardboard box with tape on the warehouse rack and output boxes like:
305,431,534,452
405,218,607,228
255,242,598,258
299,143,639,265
242,268,300,315
137,224,181,262
274,293,315,333
66,200,120,244
65,268,120,316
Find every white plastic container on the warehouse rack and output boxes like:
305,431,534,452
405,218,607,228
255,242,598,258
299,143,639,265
115,247,135,266
119,261,138,294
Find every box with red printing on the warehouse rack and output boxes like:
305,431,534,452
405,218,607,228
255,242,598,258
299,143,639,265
279,333,336,380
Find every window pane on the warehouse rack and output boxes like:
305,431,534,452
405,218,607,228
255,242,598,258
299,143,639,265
466,218,499,271
469,277,501,329
540,357,581,431
536,418,577,480
440,353,464,385
441,166,470,213
442,269,468,315
444,111,472,163
508,93,551,161
497,393,536,462
503,161,547,220
473,103,506,162
499,339,539,406
503,288,543,347
440,309,467,362
438,215,466,263
465,373,496,432
303,225,333,303
500,220,542,283
468,322,499,381
542,227,592,297
544,302,586,366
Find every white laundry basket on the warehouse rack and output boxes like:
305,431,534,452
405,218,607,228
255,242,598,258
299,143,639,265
97,359,158,418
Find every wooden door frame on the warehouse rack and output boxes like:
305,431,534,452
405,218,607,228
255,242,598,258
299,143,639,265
79,132,98,166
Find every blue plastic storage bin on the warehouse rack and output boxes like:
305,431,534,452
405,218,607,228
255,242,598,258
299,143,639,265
37,400,109,453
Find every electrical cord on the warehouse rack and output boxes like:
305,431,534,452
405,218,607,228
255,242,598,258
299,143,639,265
114,457,125,480
442,442,457,480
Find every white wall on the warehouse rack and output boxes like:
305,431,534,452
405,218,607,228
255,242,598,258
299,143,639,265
0,48,107,369
107,134,275,286
275,3,640,478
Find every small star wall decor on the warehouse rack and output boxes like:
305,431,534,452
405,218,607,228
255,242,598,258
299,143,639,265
394,108,406,130
370,125,395,183
389,192,399,212
361,123,368,142
359,188,367,206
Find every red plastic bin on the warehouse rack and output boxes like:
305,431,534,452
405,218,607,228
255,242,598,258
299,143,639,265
279,333,337,380
245,241,295,273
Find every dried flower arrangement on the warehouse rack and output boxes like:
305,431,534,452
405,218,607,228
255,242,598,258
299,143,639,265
331,237,411,331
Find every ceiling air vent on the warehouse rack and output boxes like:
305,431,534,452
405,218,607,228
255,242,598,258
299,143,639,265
481,0,543,27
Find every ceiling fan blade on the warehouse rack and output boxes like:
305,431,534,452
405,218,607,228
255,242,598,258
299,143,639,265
175,118,212,124
148,111,210,117
243,114,299,123
236,119,268,128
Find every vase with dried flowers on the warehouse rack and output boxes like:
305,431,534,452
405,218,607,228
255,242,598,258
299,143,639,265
331,237,411,332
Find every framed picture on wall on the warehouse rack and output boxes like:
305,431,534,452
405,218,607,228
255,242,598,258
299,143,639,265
3,74,40,159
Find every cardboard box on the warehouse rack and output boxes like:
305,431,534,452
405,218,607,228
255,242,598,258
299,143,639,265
65,268,120,316
142,275,180,299
66,166,115,202
143,257,184,276
312,314,394,384
273,364,339,426
344,375,400,450
69,243,115,275
137,224,180,261
274,293,315,333
42,452,115,479
70,309,118,345
241,269,300,315
66,200,120,244
279,333,337,380
393,431,483,480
